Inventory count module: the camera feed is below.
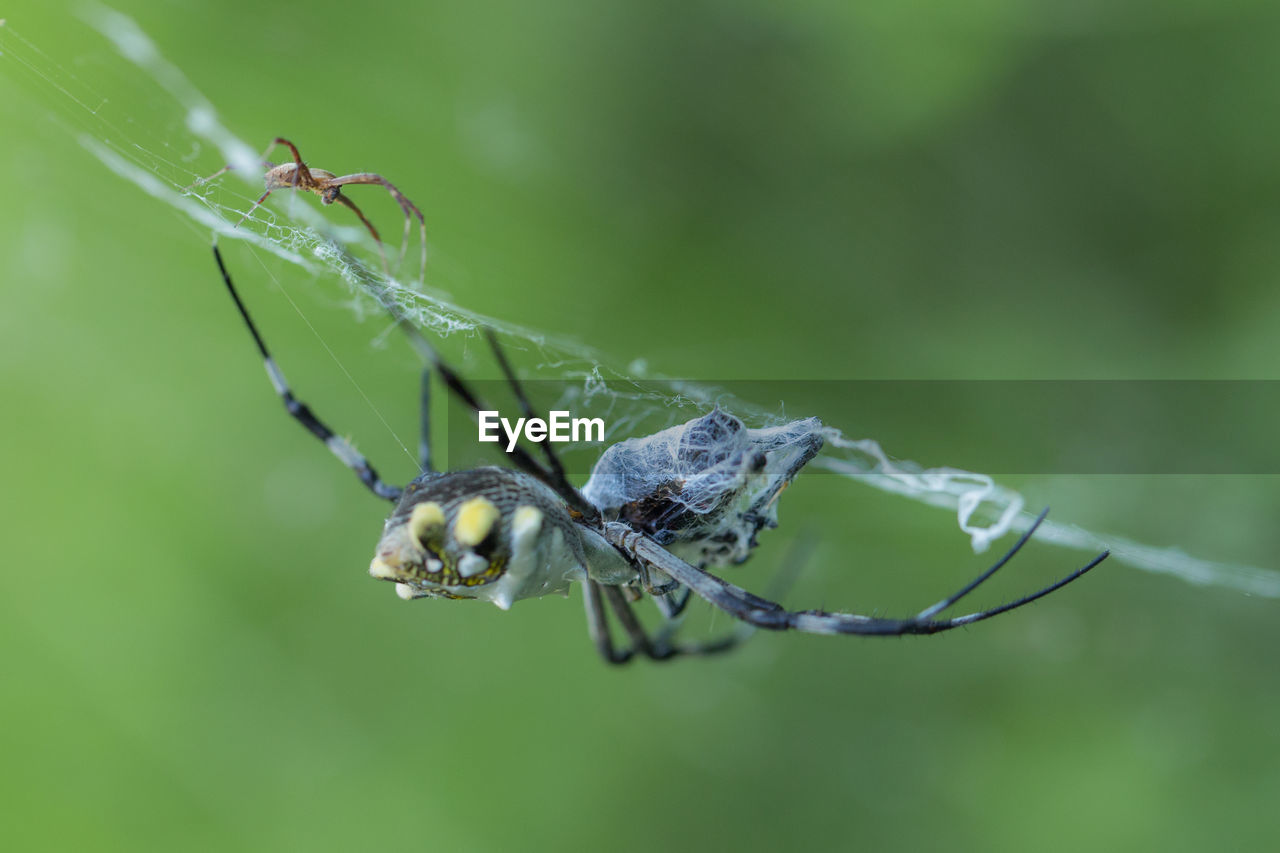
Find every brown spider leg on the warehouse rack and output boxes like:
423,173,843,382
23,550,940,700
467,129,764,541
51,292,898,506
187,163,234,190
332,193,390,274
188,134,300,190
235,189,273,228
326,173,428,282
264,137,306,172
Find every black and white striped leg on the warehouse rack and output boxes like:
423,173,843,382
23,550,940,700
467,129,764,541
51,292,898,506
604,510,1109,637
484,329,571,484
418,365,433,473
333,243,596,518
430,355,596,517
649,534,814,647
480,328,599,522
213,245,403,503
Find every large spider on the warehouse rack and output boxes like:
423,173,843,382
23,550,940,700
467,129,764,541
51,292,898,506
193,138,427,282
211,245,1108,663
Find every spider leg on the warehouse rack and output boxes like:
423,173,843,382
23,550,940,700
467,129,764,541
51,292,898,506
652,587,692,619
432,351,599,519
187,162,235,190
318,240,595,514
332,193,391,275
185,149,277,191
642,563,781,615
235,188,273,228
604,519,1108,637
650,532,813,644
583,580,634,664
468,328,598,520
418,364,433,473
651,614,754,659
640,569,681,597
264,137,306,171
409,329,590,511
600,584,747,661
212,245,403,503
327,173,428,284
190,135,301,193
915,506,1049,619
633,514,1032,621
484,328,571,488
601,584,659,659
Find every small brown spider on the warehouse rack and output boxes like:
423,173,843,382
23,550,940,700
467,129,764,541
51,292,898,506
192,138,426,282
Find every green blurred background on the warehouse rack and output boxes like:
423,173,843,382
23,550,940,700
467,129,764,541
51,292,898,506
3,1,1280,850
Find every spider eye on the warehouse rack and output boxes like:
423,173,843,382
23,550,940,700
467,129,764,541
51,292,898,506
408,501,445,546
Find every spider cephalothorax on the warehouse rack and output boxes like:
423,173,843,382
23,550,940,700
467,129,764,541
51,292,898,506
211,244,1108,663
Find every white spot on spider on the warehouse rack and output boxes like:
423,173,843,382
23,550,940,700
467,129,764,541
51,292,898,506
458,553,488,578
369,557,397,580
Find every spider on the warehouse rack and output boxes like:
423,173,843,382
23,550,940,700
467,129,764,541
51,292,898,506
211,244,1109,663
192,138,427,282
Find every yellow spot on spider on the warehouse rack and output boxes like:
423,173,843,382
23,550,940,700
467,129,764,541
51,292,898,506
512,505,543,538
408,502,445,543
454,497,499,547
369,555,400,580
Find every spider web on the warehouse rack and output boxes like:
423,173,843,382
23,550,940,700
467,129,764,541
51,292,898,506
4,7,1279,599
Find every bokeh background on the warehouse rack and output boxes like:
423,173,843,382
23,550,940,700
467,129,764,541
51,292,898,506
3,1,1280,850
